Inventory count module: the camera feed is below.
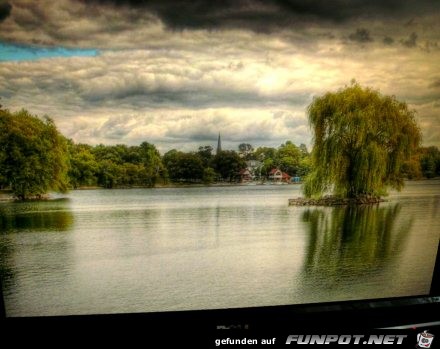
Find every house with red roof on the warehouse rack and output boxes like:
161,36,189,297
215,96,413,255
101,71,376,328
268,168,291,183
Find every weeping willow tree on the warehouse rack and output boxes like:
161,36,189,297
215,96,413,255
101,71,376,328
303,83,421,199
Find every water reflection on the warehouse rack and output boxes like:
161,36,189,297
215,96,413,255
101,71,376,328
1,184,437,316
0,239,14,288
0,200,75,314
0,199,73,233
301,204,413,285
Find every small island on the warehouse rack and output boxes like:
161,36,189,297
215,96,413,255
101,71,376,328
289,195,385,206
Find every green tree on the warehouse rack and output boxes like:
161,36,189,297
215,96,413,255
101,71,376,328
253,146,276,178
254,146,276,162
92,144,126,164
202,167,217,184
238,143,254,160
400,153,422,180
197,145,214,167
68,142,99,188
299,143,309,158
0,109,69,200
138,141,164,186
297,156,312,177
91,142,164,187
96,159,122,188
304,83,421,198
163,150,204,182
212,150,246,182
419,146,440,178
275,141,301,176
297,144,311,177
260,158,275,177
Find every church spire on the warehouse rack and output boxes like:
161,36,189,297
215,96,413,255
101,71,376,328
216,133,222,154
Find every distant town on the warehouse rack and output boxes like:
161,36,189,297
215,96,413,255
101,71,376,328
68,132,312,189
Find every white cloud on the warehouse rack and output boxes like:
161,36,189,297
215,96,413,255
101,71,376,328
0,0,439,150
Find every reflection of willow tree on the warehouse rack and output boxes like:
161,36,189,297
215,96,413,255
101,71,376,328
302,204,412,285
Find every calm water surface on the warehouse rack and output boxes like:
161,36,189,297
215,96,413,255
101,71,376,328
0,181,439,316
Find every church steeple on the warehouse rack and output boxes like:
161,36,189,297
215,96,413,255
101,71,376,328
216,133,222,154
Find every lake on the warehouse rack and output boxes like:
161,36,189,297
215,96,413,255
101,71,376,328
0,181,439,316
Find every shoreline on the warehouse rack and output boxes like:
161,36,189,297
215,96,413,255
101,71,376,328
73,181,300,190
289,196,386,206
0,182,298,202
0,178,438,202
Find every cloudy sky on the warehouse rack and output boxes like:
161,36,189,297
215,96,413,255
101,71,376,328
0,0,439,152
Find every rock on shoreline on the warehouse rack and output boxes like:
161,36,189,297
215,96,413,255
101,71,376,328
288,195,385,206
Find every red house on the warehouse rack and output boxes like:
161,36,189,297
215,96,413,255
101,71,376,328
268,168,291,183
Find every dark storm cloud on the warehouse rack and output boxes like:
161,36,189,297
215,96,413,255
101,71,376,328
84,0,440,31
2,0,440,51
164,116,288,144
82,85,308,109
1,1,439,149
348,28,373,43
0,1,11,22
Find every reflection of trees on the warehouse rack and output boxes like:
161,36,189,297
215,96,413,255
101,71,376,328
0,200,74,305
302,204,412,285
0,199,73,232
0,238,14,294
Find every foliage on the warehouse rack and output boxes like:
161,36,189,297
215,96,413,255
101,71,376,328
253,142,310,177
297,156,312,177
238,143,254,160
0,109,69,199
260,158,275,177
197,145,214,167
5,101,432,195
304,83,421,198
163,150,204,182
66,141,165,188
96,159,123,188
137,141,165,186
68,142,99,188
419,146,440,178
299,143,309,158
400,154,422,180
276,141,301,176
212,150,246,182
254,146,276,161
202,167,217,184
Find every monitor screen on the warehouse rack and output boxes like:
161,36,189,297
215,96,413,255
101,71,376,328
1,182,439,317
0,0,439,320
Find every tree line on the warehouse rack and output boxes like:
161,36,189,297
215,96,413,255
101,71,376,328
0,108,314,199
1,83,439,200
68,135,313,188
